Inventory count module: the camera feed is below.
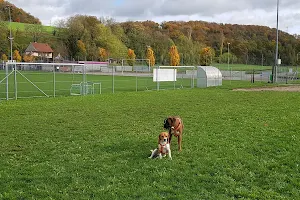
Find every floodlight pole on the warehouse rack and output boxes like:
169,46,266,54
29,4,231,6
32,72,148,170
227,43,230,70
6,5,16,99
7,5,13,61
297,52,300,77
272,0,279,83
227,42,230,80
5,61,8,100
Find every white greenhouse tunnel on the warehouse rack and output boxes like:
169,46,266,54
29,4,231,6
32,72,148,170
197,66,222,88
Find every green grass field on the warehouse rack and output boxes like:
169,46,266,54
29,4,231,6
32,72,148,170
0,82,300,199
1,21,55,34
1,68,299,100
1,68,274,99
0,70,203,99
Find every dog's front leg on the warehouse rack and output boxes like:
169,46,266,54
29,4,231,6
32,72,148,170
158,153,163,159
177,133,182,151
169,129,173,144
168,149,172,160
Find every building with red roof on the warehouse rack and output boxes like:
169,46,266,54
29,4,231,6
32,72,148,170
25,42,54,59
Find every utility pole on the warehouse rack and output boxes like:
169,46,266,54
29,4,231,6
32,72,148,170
272,0,279,83
227,42,230,71
6,5,14,61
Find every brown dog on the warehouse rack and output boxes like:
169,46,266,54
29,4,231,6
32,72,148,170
163,116,184,151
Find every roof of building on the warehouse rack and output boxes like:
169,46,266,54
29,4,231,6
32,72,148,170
26,42,54,53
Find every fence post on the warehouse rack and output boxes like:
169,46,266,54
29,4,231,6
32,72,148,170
53,63,56,97
135,66,138,92
173,67,176,90
14,63,17,100
112,65,115,94
192,66,195,88
251,69,255,83
156,66,159,91
5,61,8,100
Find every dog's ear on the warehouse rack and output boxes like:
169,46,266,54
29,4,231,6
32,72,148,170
158,134,161,144
166,117,172,124
163,118,168,129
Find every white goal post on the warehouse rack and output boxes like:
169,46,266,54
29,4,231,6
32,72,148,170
153,66,196,90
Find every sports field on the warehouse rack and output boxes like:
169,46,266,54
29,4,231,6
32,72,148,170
0,81,299,199
0,70,197,99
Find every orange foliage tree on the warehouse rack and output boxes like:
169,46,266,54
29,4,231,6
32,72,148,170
1,54,8,62
199,47,215,66
146,46,155,67
127,48,136,66
13,50,22,62
169,45,180,66
99,48,108,61
23,54,35,62
77,40,87,59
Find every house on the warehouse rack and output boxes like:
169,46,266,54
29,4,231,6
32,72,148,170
25,42,54,59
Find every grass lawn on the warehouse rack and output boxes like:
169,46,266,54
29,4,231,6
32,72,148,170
0,83,300,199
1,21,55,34
0,71,202,99
1,68,276,99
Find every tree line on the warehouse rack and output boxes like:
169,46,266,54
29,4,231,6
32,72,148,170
1,13,300,67
0,0,40,24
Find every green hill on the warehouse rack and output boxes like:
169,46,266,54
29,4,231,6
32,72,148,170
1,21,55,34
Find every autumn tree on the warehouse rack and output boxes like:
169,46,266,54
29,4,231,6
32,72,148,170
13,50,22,62
0,1,41,24
169,45,180,66
219,31,225,56
99,48,108,61
127,48,136,66
199,47,215,66
77,40,87,60
95,23,127,59
23,54,35,62
1,54,8,62
146,46,155,67
220,52,237,64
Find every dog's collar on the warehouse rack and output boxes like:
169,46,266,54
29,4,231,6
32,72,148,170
172,119,181,132
159,143,168,154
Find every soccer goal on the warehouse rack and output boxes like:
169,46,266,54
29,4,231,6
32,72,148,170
153,66,196,91
70,81,102,96
0,61,101,100
110,58,153,92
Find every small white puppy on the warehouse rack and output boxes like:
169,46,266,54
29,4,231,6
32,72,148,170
149,132,172,160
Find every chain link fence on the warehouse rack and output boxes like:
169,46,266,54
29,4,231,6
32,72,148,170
1,61,299,100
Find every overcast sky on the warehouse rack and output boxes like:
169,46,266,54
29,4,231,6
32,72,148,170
8,0,300,35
